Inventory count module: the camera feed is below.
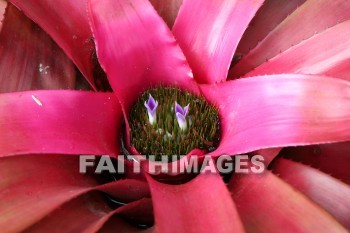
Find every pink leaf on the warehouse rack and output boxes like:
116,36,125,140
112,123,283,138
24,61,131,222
173,0,264,84
9,0,97,88
282,142,350,184
27,195,153,233
235,0,305,55
325,59,350,81
201,74,350,156
271,158,350,229
255,147,282,166
229,172,347,232
146,171,244,233
244,20,350,79
0,154,98,232
88,0,197,113
98,179,150,203
93,198,154,233
0,90,121,156
77,198,154,232
0,4,75,92
25,192,113,233
231,0,350,77
0,154,151,232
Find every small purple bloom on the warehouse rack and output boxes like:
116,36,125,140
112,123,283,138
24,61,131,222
144,94,158,125
175,102,189,131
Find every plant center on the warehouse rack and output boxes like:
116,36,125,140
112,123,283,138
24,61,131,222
128,87,220,162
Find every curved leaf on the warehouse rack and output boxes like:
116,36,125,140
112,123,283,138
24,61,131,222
0,154,97,232
0,154,151,232
229,172,347,232
271,158,350,229
244,20,350,80
88,0,197,113
0,90,121,156
0,4,75,92
173,0,264,84
10,0,97,88
231,0,350,77
282,142,350,184
146,170,244,233
201,74,350,156
25,192,113,233
26,195,153,233
98,179,150,204
235,0,305,56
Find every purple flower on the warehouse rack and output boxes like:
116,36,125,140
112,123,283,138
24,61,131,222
144,94,158,125
174,101,189,131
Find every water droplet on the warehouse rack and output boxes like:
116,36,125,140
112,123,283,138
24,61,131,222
38,63,50,75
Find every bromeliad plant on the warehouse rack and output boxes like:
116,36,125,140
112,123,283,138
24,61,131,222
1,0,350,232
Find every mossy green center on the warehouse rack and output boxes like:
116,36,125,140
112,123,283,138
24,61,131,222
128,87,220,161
